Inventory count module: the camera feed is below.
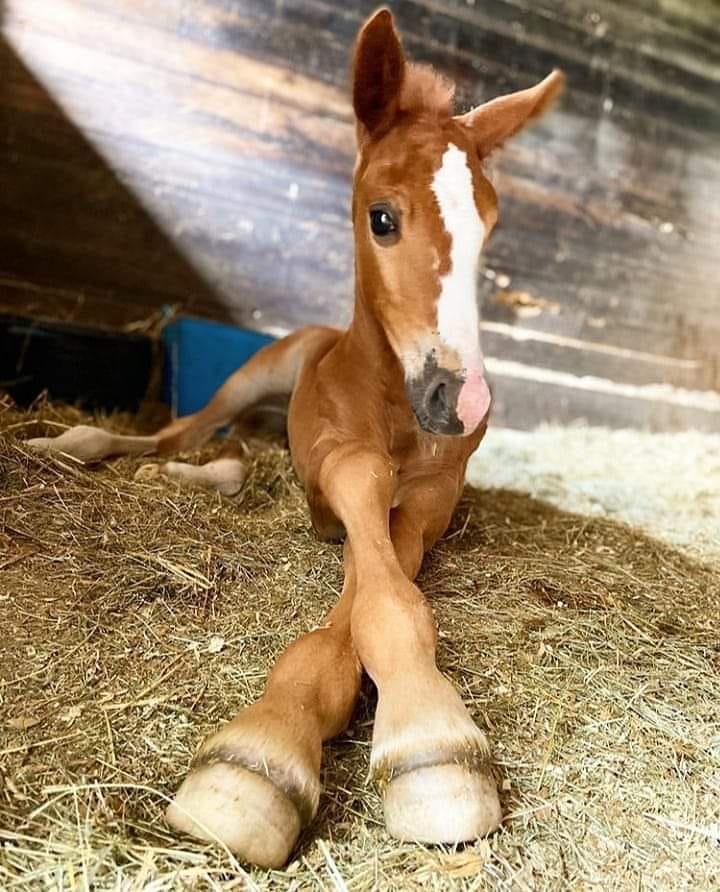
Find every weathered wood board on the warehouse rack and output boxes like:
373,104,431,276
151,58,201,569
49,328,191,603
1,0,718,429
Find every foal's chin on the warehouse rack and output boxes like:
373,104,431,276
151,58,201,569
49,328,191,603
412,407,466,437
412,407,489,438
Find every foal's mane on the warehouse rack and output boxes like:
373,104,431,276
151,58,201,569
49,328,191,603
399,64,455,119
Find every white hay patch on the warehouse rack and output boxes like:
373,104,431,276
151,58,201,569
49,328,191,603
469,425,720,563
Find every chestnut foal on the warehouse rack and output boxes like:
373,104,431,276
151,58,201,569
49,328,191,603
29,10,564,869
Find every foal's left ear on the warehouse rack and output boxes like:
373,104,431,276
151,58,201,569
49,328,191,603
352,8,406,141
456,70,565,157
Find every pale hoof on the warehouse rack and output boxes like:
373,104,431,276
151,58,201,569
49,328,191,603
26,426,114,463
166,761,302,869
384,763,502,843
134,463,161,481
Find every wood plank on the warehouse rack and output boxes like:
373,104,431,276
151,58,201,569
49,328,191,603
489,361,720,433
490,367,720,433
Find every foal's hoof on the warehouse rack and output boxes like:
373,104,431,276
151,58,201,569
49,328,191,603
27,426,114,463
166,761,303,869
384,763,502,843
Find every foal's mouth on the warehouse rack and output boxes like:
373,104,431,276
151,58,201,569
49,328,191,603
405,355,492,437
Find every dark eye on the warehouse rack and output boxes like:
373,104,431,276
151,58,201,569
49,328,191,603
369,204,399,241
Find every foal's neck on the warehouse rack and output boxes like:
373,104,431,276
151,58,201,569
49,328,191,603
345,275,399,378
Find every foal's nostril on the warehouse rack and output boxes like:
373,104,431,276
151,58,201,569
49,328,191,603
429,381,448,414
407,364,465,435
426,375,457,425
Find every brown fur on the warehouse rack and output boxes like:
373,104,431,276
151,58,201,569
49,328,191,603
399,63,455,117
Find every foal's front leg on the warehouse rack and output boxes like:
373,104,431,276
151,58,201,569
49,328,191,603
320,446,502,843
166,547,362,868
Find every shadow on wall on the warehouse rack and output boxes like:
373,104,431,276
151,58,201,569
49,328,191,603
0,28,221,327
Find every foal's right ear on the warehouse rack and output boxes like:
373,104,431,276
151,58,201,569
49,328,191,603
352,8,406,141
456,70,566,158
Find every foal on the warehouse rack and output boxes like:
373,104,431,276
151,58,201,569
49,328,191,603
30,9,564,869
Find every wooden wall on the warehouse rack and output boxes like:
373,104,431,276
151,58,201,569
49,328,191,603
1,0,718,430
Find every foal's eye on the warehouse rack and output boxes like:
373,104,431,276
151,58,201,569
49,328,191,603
369,204,399,242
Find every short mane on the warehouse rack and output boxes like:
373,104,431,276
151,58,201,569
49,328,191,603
399,64,455,118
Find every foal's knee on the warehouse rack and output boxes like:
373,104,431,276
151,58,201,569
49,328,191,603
320,444,395,499
318,444,397,533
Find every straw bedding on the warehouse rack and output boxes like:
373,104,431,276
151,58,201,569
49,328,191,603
1,396,719,890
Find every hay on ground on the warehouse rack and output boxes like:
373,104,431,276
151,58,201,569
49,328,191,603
1,397,719,890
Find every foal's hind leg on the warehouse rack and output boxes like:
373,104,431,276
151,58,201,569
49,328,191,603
136,455,248,496
26,328,332,464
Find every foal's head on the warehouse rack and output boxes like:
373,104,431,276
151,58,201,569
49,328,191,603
351,9,564,436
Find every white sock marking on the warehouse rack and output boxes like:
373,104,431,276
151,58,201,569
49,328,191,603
431,143,485,372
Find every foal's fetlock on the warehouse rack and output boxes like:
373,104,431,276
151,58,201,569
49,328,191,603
370,675,502,843
165,709,321,868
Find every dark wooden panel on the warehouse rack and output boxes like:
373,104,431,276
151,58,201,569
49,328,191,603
1,0,718,430
0,314,153,410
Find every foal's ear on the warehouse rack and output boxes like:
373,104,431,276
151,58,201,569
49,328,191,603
456,70,565,157
352,8,406,140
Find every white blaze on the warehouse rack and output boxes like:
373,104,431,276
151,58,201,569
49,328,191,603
431,143,485,372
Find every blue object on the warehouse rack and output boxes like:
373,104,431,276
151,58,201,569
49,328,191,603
162,317,275,417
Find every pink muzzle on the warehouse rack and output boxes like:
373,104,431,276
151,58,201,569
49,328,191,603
456,369,492,435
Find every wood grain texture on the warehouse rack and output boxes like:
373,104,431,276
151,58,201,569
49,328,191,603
1,0,718,430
